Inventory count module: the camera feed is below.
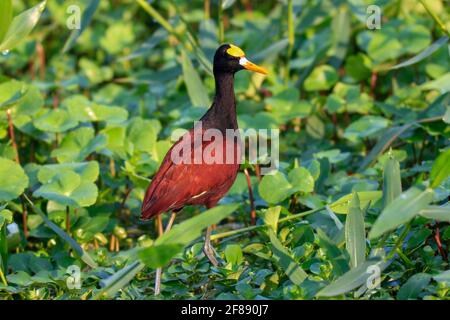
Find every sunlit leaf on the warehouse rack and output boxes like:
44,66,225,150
430,148,450,188
181,50,210,107
345,192,366,268
0,157,28,201
329,191,382,214
0,1,47,52
317,258,387,297
269,229,307,285
382,152,402,208
0,0,12,44
397,273,431,300
391,36,449,70
369,187,434,239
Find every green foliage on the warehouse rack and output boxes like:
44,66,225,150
0,1,47,52
0,0,449,301
0,157,28,201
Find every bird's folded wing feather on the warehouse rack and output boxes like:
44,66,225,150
141,129,236,219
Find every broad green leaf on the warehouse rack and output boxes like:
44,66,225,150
266,89,312,123
382,153,402,208
288,167,315,193
34,109,78,133
258,171,293,204
13,85,44,116
134,244,183,269
64,95,128,124
0,1,47,52
34,162,99,207
0,157,28,201
433,270,450,285
127,117,159,154
329,191,382,214
252,39,289,63
100,22,135,55
34,172,98,208
391,36,449,70
0,0,12,44
260,206,281,233
181,50,210,107
95,261,145,299
0,209,12,225
62,0,100,53
421,72,450,93
345,53,372,81
369,187,434,239
139,204,239,268
363,23,431,65
317,258,387,297
345,193,366,268
316,229,349,276
358,124,414,171
328,5,350,68
343,116,390,141
269,229,307,285
314,148,350,164
430,148,450,188
37,161,99,183
304,65,338,91
79,58,113,85
0,80,28,110
419,205,450,222
397,273,431,300
224,244,243,265
51,127,107,163
443,106,450,124
306,160,321,181
24,195,97,268
366,29,402,63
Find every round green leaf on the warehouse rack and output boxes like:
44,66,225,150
34,109,78,133
258,171,293,204
0,157,28,201
304,65,339,91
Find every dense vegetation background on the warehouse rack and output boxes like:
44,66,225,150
0,0,449,300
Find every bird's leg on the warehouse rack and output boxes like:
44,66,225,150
154,212,177,296
203,225,219,267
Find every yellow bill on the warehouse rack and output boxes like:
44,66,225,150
239,57,268,75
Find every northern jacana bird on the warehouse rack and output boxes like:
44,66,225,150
141,44,267,294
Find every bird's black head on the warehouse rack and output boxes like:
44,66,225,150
213,44,268,76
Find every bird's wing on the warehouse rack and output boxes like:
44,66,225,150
141,129,234,219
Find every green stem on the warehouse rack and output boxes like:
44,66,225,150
0,268,7,286
376,232,390,249
136,0,213,74
418,0,450,37
395,247,414,267
386,224,411,260
136,0,175,33
285,0,294,84
218,0,224,43
210,207,324,241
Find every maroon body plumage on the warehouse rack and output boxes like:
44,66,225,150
141,128,241,219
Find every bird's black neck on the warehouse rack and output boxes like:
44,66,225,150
200,72,237,131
